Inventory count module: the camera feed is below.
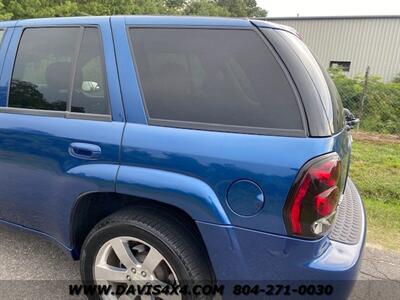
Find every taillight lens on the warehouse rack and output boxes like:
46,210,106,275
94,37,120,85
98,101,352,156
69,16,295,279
284,153,342,239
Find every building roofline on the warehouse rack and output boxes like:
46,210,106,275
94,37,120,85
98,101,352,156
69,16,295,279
259,15,400,21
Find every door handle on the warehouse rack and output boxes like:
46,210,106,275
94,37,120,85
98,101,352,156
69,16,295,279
69,142,102,160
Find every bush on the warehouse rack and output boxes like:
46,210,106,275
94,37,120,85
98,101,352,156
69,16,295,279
393,73,400,83
329,68,400,135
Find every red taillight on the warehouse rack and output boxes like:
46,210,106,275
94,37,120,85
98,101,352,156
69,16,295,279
315,186,339,217
284,153,342,239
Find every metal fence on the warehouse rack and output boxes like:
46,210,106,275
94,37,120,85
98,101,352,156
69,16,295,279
330,66,400,135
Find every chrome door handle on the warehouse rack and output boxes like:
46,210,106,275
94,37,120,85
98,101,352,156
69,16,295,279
69,142,101,160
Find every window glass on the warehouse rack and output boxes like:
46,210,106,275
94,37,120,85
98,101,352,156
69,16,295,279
130,28,303,131
71,27,109,115
9,27,80,111
279,31,344,132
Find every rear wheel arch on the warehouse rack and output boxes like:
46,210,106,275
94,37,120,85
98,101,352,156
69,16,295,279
69,192,213,270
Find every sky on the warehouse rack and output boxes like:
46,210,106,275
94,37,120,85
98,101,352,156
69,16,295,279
258,0,400,17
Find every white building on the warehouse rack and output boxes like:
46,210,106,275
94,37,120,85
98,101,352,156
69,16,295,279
263,15,400,82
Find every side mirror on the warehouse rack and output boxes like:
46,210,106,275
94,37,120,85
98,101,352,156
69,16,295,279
344,108,360,130
82,81,100,93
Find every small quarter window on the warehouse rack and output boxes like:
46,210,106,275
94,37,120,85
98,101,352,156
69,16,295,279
71,27,109,115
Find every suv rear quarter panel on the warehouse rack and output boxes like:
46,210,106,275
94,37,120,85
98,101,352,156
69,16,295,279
118,123,350,234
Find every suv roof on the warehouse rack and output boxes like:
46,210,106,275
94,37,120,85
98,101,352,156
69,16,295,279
0,15,294,32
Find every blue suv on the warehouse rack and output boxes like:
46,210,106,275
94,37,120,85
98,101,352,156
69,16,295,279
0,16,365,299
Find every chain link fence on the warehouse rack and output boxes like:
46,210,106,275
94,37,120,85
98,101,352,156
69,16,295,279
329,67,400,136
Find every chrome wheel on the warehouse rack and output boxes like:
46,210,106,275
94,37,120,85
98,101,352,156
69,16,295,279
94,236,181,300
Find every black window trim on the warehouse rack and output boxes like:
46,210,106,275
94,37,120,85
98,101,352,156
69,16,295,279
127,26,308,137
1,25,112,122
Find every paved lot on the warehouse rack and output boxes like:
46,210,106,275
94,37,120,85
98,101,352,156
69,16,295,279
350,245,400,300
0,225,399,299
0,225,81,299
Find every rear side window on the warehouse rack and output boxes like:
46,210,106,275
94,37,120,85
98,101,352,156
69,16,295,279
130,28,303,134
9,27,109,115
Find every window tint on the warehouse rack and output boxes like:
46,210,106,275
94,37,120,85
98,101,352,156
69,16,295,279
9,27,109,115
279,31,344,132
130,28,303,132
71,27,109,115
9,27,80,111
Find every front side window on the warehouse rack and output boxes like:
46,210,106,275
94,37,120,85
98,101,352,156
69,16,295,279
9,27,109,115
130,28,303,133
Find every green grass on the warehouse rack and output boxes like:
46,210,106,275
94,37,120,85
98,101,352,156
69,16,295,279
350,139,400,251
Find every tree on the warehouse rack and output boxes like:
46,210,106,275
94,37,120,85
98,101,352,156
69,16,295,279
165,0,186,10
185,0,230,16
4,0,80,19
0,0,268,21
76,0,138,16
393,73,400,84
329,67,363,111
329,67,400,134
76,0,172,16
217,0,267,17
0,1,12,20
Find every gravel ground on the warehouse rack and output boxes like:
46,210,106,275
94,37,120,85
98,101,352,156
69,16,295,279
0,225,399,299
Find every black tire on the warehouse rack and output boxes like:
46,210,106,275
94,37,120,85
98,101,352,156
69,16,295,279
80,207,214,300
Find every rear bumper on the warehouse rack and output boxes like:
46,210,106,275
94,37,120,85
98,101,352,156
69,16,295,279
197,178,366,298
